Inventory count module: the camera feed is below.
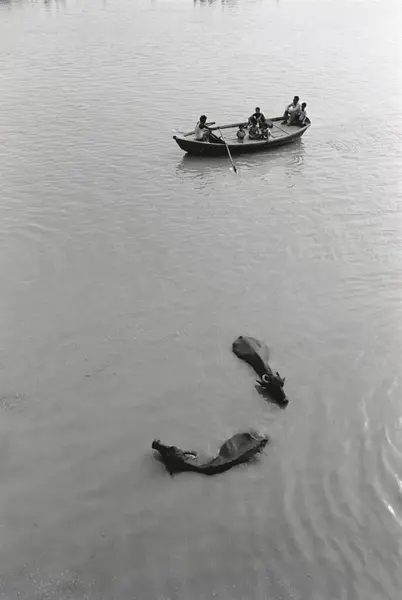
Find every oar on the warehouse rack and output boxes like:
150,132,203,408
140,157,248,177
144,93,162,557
173,122,215,136
218,127,238,174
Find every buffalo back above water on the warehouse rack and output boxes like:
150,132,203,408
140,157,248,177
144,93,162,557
232,336,288,405
152,430,268,476
232,336,273,379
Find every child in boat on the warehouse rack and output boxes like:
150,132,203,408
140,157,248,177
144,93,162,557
266,120,274,139
259,121,268,139
248,117,259,140
255,120,273,140
237,124,246,142
297,103,308,126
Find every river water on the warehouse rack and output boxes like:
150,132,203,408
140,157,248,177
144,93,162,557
0,0,401,598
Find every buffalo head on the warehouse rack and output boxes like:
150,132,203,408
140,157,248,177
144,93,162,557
257,372,289,405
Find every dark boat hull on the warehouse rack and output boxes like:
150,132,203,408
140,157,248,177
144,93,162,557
173,117,310,157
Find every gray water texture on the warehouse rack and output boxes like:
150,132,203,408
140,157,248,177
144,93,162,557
0,0,402,598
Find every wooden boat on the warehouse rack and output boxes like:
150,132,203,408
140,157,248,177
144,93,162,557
173,116,311,157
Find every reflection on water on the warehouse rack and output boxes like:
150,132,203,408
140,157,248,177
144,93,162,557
175,139,307,186
176,153,231,177
174,140,307,194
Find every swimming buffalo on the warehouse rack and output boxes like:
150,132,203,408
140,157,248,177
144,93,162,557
232,336,289,406
152,430,268,476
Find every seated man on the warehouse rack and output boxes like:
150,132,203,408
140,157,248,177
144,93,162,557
248,106,266,127
194,115,221,142
282,96,301,125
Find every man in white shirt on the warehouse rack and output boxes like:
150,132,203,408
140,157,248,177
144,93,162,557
194,115,210,141
282,96,301,125
194,115,220,142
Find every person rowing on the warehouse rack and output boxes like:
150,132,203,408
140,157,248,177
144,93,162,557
194,115,221,142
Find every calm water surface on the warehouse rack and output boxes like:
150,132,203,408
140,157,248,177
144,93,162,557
1,0,402,598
